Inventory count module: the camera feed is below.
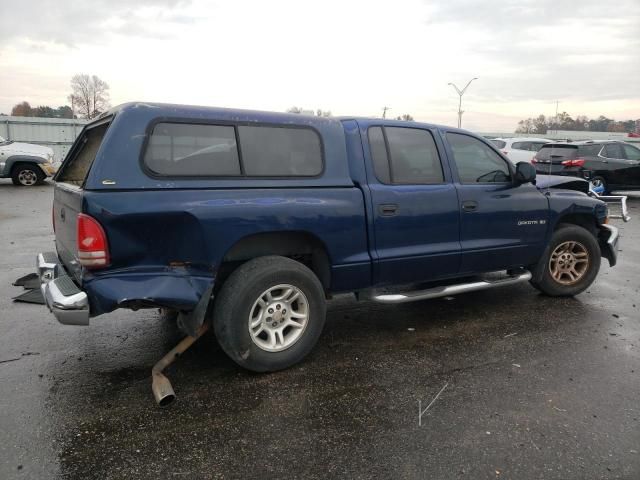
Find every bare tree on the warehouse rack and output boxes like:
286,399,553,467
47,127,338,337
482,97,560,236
395,114,414,121
69,74,110,119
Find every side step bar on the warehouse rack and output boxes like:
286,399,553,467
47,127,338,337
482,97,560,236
370,271,532,304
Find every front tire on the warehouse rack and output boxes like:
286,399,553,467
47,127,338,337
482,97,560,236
590,176,609,195
530,224,601,296
11,164,45,186
213,256,326,372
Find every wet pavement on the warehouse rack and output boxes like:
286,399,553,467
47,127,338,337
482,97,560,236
1,180,639,479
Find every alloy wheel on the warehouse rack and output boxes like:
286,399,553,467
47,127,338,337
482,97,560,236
248,284,309,352
548,241,590,285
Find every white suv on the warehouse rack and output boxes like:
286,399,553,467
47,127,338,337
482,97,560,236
0,136,57,186
490,137,550,163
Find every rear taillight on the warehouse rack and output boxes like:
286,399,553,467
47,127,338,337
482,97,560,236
77,213,109,268
531,156,537,164
561,158,585,167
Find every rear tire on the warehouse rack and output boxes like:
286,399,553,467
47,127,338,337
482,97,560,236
11,164,45,186
530,224,600,297
213,256,326,372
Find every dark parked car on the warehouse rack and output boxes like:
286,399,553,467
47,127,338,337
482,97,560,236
532,140,640,194
37,103,618,405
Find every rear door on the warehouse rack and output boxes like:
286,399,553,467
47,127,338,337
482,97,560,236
54,120,111,282
602,143,640,187
621,143,640,186
359,121,460,286
445,132,548,273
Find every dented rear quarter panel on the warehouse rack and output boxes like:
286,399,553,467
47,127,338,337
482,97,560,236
78,103,371,316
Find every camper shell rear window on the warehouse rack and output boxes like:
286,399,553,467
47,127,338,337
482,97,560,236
57,121,110,186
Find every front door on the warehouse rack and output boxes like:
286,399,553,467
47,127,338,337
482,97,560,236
444,131,549,274
360,122,461,286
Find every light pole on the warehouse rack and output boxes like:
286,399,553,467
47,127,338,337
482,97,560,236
448,77,478,128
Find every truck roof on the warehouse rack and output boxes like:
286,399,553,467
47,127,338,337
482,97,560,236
97,102,452,133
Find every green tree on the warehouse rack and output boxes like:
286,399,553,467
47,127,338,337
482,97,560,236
35,106,56,117
11,101,33,116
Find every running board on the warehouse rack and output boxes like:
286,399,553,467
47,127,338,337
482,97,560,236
370,271,532,304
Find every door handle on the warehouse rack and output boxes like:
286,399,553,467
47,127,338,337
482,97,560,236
379,204,399,216
462,201,478,212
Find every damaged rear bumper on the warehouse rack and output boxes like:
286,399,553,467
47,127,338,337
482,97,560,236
37,251,214,328
37,252,90,325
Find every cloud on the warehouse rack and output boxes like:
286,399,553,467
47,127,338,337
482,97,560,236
0,0,637,129
425,0,640,103
0,0,198,46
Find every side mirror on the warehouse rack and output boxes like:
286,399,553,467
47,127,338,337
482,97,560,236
515,161,536,185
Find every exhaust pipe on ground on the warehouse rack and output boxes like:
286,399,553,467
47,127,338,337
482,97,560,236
151,323,209,407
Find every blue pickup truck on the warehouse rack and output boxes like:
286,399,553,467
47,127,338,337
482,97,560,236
38,103,618,385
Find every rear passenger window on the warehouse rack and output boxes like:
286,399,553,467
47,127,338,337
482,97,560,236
144,123,240,176
512,141,530,150
603,143,624,159
447,133,511,183
238,126,322,176
367,126,444,184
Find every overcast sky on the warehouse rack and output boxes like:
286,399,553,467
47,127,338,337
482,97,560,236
1,0,638,131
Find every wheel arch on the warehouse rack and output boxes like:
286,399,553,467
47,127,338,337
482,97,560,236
553,213,599,236
219,231,332,291
7,155,47,172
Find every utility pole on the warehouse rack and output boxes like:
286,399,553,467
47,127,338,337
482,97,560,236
447,78,478,128
554,100,559,135
382,106,390,119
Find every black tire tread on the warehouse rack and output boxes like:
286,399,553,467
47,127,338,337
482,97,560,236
11,163,45,186
530,223,601,297
213,255,326,372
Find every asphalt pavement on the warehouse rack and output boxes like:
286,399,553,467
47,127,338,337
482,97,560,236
0,180,638,479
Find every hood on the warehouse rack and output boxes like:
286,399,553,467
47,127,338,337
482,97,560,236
2,141,54,159
535,174,589,194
